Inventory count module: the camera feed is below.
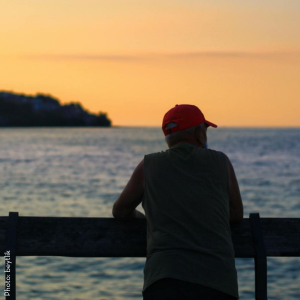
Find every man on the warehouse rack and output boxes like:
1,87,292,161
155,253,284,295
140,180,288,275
112,104,243,300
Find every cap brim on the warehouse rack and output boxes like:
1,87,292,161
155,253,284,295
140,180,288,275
205,120,217,128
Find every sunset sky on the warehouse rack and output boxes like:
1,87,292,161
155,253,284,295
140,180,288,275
1,0,299,126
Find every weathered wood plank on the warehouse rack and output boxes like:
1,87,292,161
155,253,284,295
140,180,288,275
0,217,147,257
260,218,300,256
0,217,299,258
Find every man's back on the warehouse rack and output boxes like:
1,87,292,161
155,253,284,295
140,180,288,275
112,104,243,299
142,142,239,299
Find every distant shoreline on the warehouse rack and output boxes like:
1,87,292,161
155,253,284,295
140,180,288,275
0,91,112,127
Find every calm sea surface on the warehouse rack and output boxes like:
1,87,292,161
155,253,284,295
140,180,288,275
0,127,299,299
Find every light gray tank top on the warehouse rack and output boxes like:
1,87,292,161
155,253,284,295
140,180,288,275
142,142,239,298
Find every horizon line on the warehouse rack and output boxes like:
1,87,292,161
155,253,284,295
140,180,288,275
114,125,300,128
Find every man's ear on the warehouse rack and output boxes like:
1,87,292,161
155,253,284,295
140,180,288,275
195,126,205,148
201,125,207,142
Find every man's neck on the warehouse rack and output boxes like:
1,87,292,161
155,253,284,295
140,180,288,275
168,140,203,149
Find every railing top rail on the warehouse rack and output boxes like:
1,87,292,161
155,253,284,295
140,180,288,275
0,215,299,258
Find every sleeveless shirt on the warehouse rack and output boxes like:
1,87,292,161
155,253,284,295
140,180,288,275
142,142,239,298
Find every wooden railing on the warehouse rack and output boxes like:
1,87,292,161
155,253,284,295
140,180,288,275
1,212,299,300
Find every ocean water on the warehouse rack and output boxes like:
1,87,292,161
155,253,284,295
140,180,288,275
0,127,299,299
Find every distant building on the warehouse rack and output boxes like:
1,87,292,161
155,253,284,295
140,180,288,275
0,92,25,103
33,95,60,112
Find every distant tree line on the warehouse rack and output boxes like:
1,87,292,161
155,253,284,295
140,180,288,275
0,91,112,127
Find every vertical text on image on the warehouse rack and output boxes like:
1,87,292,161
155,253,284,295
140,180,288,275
4,250,11,297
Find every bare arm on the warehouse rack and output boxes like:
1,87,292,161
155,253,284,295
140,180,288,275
225,155,244,223
112,159,146,220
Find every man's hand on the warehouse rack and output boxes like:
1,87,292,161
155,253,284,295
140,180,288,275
112,159,145,220
115,209,146,220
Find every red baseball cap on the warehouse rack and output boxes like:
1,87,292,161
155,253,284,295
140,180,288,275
162,104,217,136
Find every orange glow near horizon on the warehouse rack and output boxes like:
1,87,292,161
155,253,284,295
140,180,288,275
1,1,300,126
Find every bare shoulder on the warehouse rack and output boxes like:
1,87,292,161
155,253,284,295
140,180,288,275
217,151,234,172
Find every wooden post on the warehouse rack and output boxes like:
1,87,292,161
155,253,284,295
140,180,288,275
5,212,18,300
250,213,267,300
